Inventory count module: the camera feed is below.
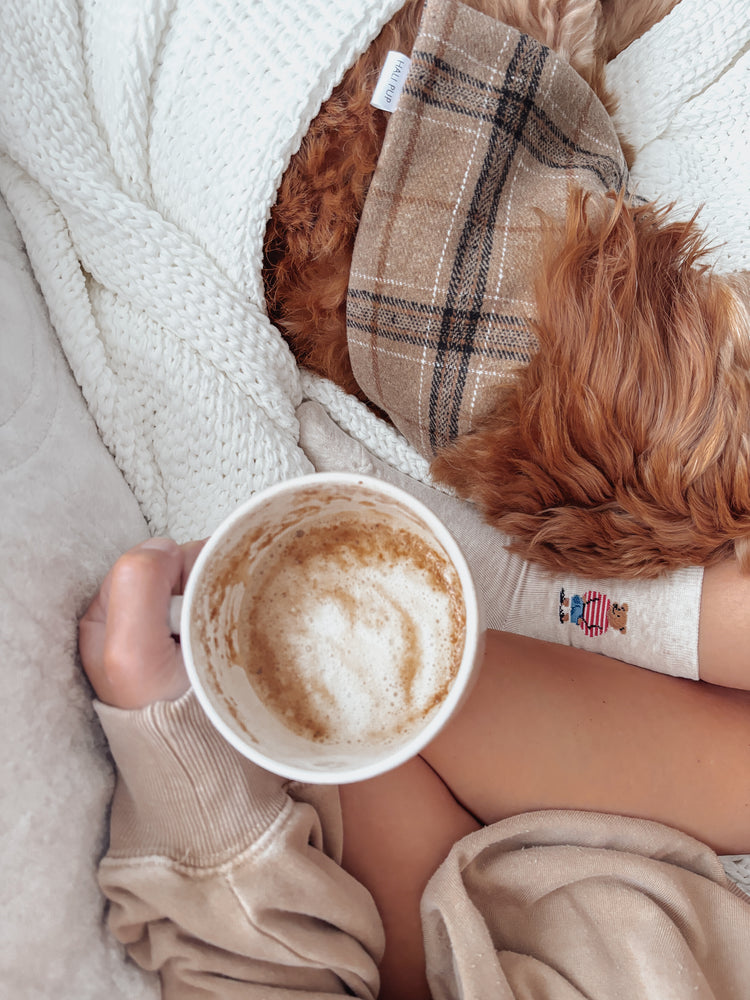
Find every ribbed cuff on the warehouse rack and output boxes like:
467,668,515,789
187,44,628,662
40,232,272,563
95,691,290,865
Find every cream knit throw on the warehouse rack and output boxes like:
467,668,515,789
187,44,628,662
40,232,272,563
0,0,747,542
605,0,750,275
0,0,425,543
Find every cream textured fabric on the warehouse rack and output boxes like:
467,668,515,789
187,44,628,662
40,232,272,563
605,0,750,274
421,811,750,999
0,0,425,543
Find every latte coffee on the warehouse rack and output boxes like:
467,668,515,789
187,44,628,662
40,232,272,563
180,473,480,783
237,507,465,747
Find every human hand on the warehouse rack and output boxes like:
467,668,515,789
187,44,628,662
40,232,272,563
79,537,205,710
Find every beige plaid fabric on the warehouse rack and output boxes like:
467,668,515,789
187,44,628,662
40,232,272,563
347,0,628,458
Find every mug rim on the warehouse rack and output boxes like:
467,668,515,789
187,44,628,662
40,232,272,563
180,471,481,784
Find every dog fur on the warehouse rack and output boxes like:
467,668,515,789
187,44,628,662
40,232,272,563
263,0,750,579
432,190,750,577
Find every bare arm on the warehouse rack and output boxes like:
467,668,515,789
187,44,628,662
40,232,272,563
699,558,750,689
423,630,750,856
338,626,750,999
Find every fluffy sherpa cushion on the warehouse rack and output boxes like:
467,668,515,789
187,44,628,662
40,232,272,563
0,195,158,999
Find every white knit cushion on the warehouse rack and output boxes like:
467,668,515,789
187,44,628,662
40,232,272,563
606,0,750,273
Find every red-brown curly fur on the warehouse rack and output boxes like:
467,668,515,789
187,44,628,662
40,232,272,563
261,0,750,580
262,3,424,407
432,190,750,577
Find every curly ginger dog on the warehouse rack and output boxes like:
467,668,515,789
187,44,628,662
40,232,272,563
264,0,750,579
432,191,750,577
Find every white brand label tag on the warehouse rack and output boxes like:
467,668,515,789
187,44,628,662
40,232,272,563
371,51,412,112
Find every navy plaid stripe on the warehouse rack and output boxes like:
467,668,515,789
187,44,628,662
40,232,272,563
427,34,546,449
347,288,536,364
407,47,626,192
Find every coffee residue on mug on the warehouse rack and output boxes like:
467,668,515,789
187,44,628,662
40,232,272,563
235,509,465,746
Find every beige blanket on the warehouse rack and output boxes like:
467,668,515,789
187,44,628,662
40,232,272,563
422,810,750,999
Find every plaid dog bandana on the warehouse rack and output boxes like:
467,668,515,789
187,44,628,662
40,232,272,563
347,0,628,458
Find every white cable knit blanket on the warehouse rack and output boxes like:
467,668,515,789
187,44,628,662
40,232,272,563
606,0,750,274
0,0,748,544
0,0,423,544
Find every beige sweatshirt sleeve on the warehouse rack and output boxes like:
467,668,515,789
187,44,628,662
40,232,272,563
94,691,384,999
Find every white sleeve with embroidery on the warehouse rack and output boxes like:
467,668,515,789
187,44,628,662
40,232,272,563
297,400,701,680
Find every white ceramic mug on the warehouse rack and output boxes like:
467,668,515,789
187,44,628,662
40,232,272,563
176,472,482,783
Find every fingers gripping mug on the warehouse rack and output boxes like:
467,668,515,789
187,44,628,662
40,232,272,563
177,473,482,783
